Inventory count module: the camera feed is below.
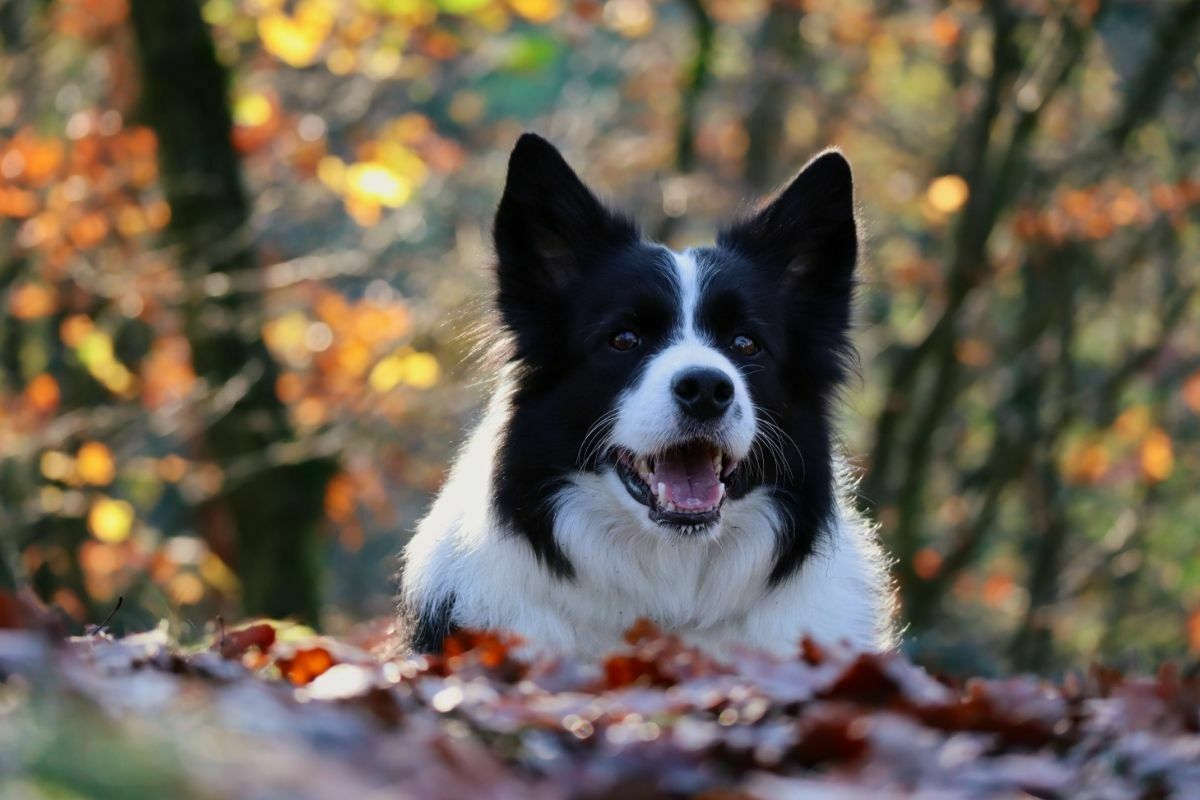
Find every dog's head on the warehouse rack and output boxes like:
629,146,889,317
491,134,858,582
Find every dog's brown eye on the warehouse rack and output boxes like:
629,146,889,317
731,334,759,356
610,330,641,351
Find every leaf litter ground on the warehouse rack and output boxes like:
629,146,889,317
1,609,1198,798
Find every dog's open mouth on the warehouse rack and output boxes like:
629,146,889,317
613,442,739,531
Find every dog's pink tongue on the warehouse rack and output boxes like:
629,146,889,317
655,446,721,510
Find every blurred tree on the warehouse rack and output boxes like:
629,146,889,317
127,0,336,623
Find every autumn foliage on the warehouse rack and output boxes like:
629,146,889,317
2,612,1199,797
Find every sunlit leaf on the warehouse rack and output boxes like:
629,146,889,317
258,8,331,68
1139,428,1174,483
345,161,413,208
927,174,969,214
89,497,135,543
400,351,440,388
509,0,562,23
77,442,116,486
234,92,274,127
368,349,440,392
277,646,335,685
24,374,61,415
1183,371,1200,414
8,283,57,320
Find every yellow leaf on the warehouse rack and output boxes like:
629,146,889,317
401,351,440,389
509,0,561,23
927,174,969,214
368,353,407,393
258,11,328,68
200,552,241,595
89,498,135,544
263,311,310,359
376,142,428,184
368,350,441,392
345,161,412,208
317,155,345,191
234,92,273,128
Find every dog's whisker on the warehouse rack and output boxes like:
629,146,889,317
577,407,621,468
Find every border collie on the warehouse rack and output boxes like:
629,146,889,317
400,134,893,658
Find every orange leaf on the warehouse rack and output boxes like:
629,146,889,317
1183,371,1200,414
9,283,57,320
24,374,61,414
1139,428,1174,483
913,547,942,580
278,647,335,686
76,441,116,486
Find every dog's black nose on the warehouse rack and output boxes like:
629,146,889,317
672,368,734,420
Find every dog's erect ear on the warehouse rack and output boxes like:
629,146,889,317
718,149,857,299
493,134,638,342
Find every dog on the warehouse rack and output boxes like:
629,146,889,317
400,133,893,658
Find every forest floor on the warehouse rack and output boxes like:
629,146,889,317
0,594,1198,799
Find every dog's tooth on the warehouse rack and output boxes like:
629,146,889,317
637,457,651,480
656,482,668,506
717,483,726,500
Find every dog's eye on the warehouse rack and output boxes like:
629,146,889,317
731,334,760,356
610,330,641,352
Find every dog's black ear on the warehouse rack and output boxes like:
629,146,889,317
493,134,638,350
718,149,857,303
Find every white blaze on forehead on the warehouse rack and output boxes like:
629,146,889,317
671,248,705,344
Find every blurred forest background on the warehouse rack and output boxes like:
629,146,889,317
0,0,1197,675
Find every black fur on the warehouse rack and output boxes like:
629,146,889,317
407,593,458,654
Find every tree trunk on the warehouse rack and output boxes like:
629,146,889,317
127,0,336,624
